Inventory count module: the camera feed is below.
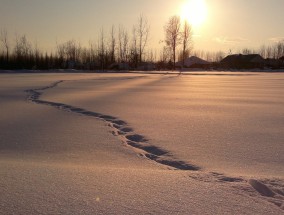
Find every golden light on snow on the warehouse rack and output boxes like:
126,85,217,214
180,0,208,27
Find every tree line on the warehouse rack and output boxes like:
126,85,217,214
0,15,151,70
1,15,284,70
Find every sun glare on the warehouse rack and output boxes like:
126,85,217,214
181,0,207,27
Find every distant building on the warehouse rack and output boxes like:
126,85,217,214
176,56,210,68
220,54,265,69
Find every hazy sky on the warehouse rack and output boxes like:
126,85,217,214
1,0,284,54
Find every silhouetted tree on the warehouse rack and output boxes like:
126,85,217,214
242,48,252,55
33,41,41,69
259,45,266,59
0,28,9,61
276,41,284,59
130,26,138,68
164,15,181,70
181,20,192,67
118,25,129,63
146,49,156,63
109,25,116,64
158,46,171,69
14,34,33,68
136,14,150,64
98,28,106,70
266,46,273,59
214,51,225,62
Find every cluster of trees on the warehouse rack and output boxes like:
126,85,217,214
0,30,64,70
245,42,284,60
0,15,151,70
163,15,193,69
1,14,284,71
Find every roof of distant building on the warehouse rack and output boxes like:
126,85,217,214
177,56,209,67
221,54,264,63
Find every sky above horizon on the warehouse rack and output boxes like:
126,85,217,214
1,0,284,54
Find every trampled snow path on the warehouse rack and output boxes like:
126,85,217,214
25,79,284,210
25,80,200,171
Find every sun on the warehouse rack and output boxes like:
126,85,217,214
180,0,208,27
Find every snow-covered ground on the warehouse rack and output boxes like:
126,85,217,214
0,72,283,214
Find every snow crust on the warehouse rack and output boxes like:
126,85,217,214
0,72,283,214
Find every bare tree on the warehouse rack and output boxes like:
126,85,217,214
276,41,284,59
118,25,129,63
14,34,32,58
146,49,156,62
266,46,273,59
214,51,225,62
272,46,278,59
259,45,266,58
13,34,33,68
118,25,123,62
56,40,66,63
109,25,116,63
160,46,171,63
136,14,150,64
33,40,41,68
88,40,96,63
205,51,212,62
242,48,252,55
98,28,106,70
164,15,181,70
123,30,129,63
56,39,82,68
0,28,10,60
130,26,138,67
181,20,193,67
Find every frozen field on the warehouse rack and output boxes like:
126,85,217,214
0,72,283,214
